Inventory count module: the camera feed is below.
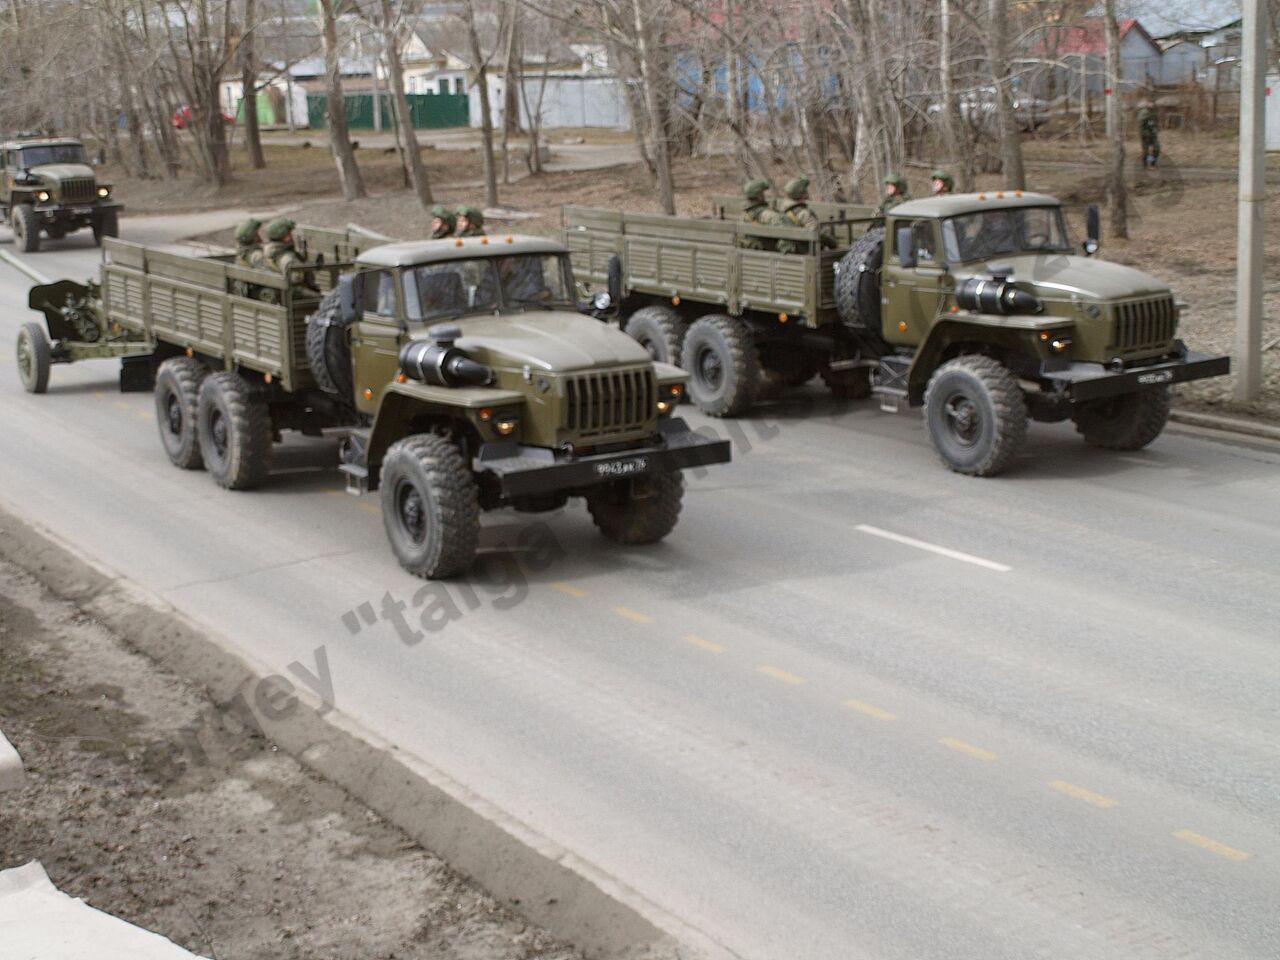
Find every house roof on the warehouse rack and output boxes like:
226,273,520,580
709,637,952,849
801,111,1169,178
1032,18,1156,56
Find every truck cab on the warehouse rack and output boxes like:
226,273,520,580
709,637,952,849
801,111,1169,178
1,137,122,252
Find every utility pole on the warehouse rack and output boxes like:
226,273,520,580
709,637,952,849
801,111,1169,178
1235,0,1267,401
371,28,383,132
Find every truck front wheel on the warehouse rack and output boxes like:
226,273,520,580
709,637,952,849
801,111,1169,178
380,433,480,579
586,474,683,545
681,314,761,417
625,306,687,365
1073,386,1171,450
16,322,51,394
197,372,273,489
155,357,207,469
12,205,40,253
924,355,1028,476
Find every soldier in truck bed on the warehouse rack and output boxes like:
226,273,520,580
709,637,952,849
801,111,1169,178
777,176,836,255
234,218,265,268
740,178,783,250
429,204,456,239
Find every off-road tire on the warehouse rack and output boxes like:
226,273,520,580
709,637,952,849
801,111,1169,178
12,205,40,253
681,314,761,417
380,433,480,579
16,322,51,394
1073,386,1171,450
924,354,1028,477
196,371,273,489
305,288,354,404
92,210,119,245
625,306,688,366
820,365,872,399
834,227,883,330
154,357,207,469
586,474,684,545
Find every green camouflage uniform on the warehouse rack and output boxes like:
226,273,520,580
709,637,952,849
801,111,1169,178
739,179,783,250
231,218,264,298
430,203,456,239
929,170,954,196
455,205,486,237
777,176,836,255
877,175,910,216
259,217,313,303
1138,104,1160,167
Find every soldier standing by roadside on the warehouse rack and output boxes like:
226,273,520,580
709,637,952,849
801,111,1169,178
740,179,783,250
878,174,910,215
429,204,456,239
455,206,487,237
1137,97,1160,168
777,176,836,255
930,170,954,196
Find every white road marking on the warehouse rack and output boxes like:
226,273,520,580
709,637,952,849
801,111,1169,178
855,524,1012,573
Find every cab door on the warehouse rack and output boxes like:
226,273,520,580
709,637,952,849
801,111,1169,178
882,219,949,346
351,269,406,417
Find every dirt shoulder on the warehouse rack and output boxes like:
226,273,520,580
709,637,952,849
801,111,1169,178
0,556,580,960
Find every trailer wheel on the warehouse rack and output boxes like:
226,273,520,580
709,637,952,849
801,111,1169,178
92,210,119,246
1073,386,1171,450
834,227,883,330
625,306,687,365
12,205,40,253
196,372,273,489
586,474,683,545
154,357,207,470
680,314,761,417
16,322,51,394
305,288,354,405
380,433,480,579
924,354,1027,476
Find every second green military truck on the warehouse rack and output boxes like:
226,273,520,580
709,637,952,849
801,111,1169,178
566,191,1229,476
15,228,729,577
2,135,121,251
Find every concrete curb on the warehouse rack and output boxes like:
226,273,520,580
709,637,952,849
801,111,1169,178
1169,409,1280,443
0,502,736,960
0,727,26,791
0,248,52,286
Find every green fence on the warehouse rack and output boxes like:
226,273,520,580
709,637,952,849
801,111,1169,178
306,93,469,131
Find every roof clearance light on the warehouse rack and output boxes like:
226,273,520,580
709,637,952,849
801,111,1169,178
978,193,986,201
454,238,464,247
505,235,514,243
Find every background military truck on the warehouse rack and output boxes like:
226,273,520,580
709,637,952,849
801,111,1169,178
2,136,121,252
15,229,729,577
566,191,1229,476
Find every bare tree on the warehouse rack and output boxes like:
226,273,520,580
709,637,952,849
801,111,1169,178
377,0,433,206
1103,0,1127,238
239,0,266,169
463,0,499,206
317,0,366,200
985,0,1026,188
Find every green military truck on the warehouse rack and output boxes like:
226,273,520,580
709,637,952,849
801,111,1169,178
2,136,122,252
566,191,1229,476
14,228,730,577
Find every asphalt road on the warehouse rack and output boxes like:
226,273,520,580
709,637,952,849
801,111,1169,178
2,218,1278,960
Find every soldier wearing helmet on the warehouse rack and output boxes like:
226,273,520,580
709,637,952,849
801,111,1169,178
740,178,783,250
455,205,486,237
777,175,836,255
878,174,910,215
930,170,954,196
234,218,264,268
430,204,456,239
263,217,303,273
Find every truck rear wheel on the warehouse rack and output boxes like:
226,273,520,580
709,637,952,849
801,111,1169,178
380,433,480,579
625,306,687,365
835,227,883,330
12,205,40,253
16,322,51,394
1073,386,1171,450
305,288,354,405
155,357,207,470
924,354,1027,477
196,372,273,489
586,474,683,545
681,314,761,417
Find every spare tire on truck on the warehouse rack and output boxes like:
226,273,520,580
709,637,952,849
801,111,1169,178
306,288,354,406
835,227,884,331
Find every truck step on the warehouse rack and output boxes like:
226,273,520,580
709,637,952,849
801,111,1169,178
339,463,370,496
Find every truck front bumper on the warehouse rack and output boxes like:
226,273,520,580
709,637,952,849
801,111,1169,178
475,418,732,498
1039,344,1230,402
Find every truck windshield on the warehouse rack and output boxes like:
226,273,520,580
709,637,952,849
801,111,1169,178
18,144,88,167
942,206,1070,262
401,254,574,322
497,254,573,309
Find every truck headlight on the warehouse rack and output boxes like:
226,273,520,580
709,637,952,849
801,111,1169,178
494,415,518,436
97,186,111,198
36,190,50,202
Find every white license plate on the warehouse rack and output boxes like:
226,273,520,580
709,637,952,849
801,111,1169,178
594,456,648,478
72,207,93,216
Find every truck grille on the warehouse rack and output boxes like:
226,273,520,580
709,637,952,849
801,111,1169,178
1113,296,1177,352
60,178,97,204
563,367,655,438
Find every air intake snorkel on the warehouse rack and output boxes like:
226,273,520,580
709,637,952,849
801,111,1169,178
955,263,1043,316
399,324,493,387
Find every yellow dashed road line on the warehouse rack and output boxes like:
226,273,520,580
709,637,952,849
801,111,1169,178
1173,830,1251,861
844,699,896,721
551,582,588,598
682,633,726,653
939,737,997,761
756,665,805,685
1050,780,1118,809
612,606,653,624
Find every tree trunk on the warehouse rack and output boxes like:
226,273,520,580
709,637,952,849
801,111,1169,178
939,0,970,189
986,0,1026,189
1104,0,1128,238
240,0,265,170
463,0,498,207
318,0,366,200
632,0,675,214
500,3,519,185
379,0,432,207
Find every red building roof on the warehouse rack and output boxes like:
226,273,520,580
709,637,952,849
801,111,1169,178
1032,18,1154,56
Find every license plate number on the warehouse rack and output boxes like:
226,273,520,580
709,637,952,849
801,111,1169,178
594,456,648,478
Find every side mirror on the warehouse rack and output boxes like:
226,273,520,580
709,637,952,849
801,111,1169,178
1085,203,1100,245
896,225,916,269
606,253,623,306
337,273,362,324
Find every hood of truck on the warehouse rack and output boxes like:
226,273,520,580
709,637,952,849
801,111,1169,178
28,162,96,182
956,254,1170,302
447,311,652,372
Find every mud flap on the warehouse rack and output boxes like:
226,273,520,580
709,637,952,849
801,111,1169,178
120,353,156,393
